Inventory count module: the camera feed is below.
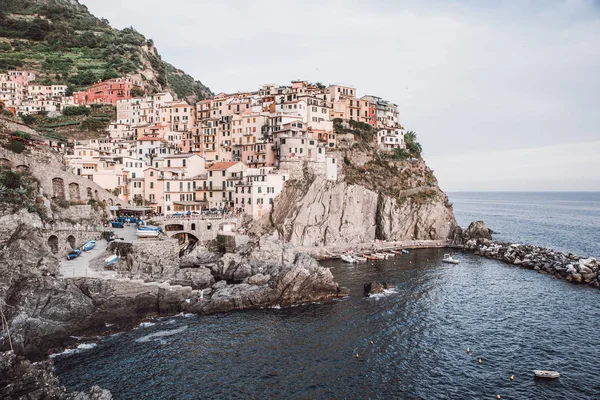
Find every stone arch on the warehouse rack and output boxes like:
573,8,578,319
47,235,58,254
107,198,114,206
0,158,11,169
15,164,29,172
52,177,65,200
165,224,184,232
94,190,99,200
191,223,196,231
69,182,80,202
87,187,93,198
66,235,76,249
172,232,199,245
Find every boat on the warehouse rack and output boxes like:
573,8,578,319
533,370,560,379
402,249,409,254
136,228,160,238
129,217,137,223
374,253,388,260
384,251,396,257
353,255,367,263
341,254,357,263
391,250,404,255
138,225,161,231
442,254,460,264
105,254,118,265
66,248,81,260
82,240,96,251
110,221,124,228
364,255,378,261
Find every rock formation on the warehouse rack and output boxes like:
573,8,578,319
270,175,456,247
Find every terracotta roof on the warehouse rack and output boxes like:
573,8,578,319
208,161,240,171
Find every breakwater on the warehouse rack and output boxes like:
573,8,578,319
464,238,600,288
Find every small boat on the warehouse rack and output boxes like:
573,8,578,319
137,225,161,231
341,254,357,263
533,370,560,379
384,251,396,257
442,254,460,264
129,217,137,223
82,240,96,251
402,250,409,254
365,255,378,261
136,228,160,238
353,255,367,263
105,254,118,265
391,250,404,255
66,248,81,260
374,253,388,259
110,221,124,228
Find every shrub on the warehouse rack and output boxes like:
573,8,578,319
62,105,90,116
57,199,70,208
0,170,22,189
10,140,25,154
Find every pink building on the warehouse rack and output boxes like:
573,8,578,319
74,77,143,105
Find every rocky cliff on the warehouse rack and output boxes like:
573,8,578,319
269,152,457,248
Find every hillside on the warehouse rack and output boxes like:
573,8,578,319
0,0,212,102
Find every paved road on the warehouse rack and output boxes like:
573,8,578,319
59,225,139,278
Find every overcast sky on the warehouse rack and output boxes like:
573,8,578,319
83,0,600,191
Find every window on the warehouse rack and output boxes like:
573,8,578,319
183,159,186,167
222,171,225,177
166,182,170,192
258,187,262,194
150,182,154,189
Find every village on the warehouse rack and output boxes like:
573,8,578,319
1,71,407,219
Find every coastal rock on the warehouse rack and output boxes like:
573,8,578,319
171,267,215,289
66,386,113,400
180,245,221,267
188,236,344,314
363,282,392,297
463,221,493,241
0,350,64,399
270,176,457,247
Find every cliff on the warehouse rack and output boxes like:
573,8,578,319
268,145,457,248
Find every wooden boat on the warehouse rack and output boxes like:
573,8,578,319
136,228,160,238
374,253,388,260
341,254,357,263
442,254,460,264
533,370,560,379
66,248,81,260
364,255,378,261
110,221,124,228
82,240,96,252
353,255,367,263
384,251,396,257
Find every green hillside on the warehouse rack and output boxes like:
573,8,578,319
0,0,212,102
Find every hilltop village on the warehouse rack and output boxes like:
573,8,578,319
1,71,408,219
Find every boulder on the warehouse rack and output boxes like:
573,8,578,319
463,221,493,241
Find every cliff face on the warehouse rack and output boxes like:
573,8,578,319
270,150,457,248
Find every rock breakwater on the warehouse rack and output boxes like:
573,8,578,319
464,238,600,288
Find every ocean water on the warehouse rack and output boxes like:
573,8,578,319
52,193,600,399
449,192,600,258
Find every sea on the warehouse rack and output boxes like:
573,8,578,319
52,192,600,399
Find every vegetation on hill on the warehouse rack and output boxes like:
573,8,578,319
0,0,212,102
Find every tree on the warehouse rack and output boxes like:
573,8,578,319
404,130,422,158
21,114,36,125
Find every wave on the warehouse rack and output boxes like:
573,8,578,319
50,343,98,358
139,322,155,328
368,287,399,300
134,325,188,343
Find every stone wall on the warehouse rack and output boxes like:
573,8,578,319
156,216,242,242
44,229,102,254
0,147,123,222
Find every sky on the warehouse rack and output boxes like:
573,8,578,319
83,0,600,191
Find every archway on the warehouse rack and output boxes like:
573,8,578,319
94,190,99,200
66,235,76,249
86,187,93,198
107,198,114,206
165,224,184,232
52,177,65,200
15,165,29,172
47,235,58,254
172,232,199,245
0,158,11,169
69,182,80,202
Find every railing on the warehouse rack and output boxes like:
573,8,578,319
41,223,107,232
